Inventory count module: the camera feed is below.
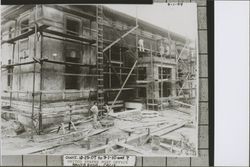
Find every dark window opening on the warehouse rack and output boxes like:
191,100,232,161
66,18,80,36
138,67,147,80
9,27,13,39
159,67,171,79
65,50,80,89
20,19,29,34
7,59,11,86
138,87,146,98
103,74,109,88
20,39,29,59
159,82,172,97
82,18,91,37
111,47,121,62
111,74,120,88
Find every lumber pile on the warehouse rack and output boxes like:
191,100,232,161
81,121,188,156
15,128,111,155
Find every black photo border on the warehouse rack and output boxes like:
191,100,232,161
207,1,214,166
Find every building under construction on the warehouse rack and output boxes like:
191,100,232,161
1,5,198,156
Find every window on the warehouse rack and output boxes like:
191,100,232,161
159,67,171,79
66,18,80,36
138,87,146,98
65,49,80,89
9,27,13,39
20,19,29,34
158,67,172,97
20,39,29,59
82,18,91,37
159,82,172,97
138,67,147,80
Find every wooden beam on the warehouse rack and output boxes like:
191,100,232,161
116,142,150,155
82,143,115,155
120,120,169,130
42,59,96,68
103,25,138,52
103,88,134,91
172,100,194,108
38,129,89,143
1,61,37,68
22,128,109,154
43,34,92,46
111,60,137,108
160,142,182,152
42,29,96,44
152,122,187,136
177,73,190,96
80,122,185,155
177,41,189,62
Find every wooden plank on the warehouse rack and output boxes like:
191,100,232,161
81,141,116,155
111,61,137,108
82,132,149,154
116,142,150,155
152,122,187,136
42,59,95,68
172,108,191,115
120,120,169,129
139,123,175,135
42,29,95,44
47,118,92,133
110,60,123,64
103,25,138,52
80,123,180,155
104,88,134,91
11,128,109,154
38,129,89,143
136,80,150,84
160,142,182,152
1,61,37,68
172,100,194,107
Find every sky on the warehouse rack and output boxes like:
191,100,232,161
104,3,198,42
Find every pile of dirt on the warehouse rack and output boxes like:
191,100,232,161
1,119,25,137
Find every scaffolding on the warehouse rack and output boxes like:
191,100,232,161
1,5,99,134
1,4,196,133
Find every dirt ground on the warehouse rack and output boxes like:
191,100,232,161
1,108,197,156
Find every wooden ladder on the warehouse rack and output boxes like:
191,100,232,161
96,5,104,114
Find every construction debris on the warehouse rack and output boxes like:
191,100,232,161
1,119,25,137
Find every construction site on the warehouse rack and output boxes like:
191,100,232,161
1,4,198,156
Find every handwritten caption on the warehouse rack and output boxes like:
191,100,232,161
64,155,136,166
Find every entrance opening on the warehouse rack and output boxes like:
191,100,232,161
159,67,172,97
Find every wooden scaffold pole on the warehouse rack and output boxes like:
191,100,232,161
31,5,39,135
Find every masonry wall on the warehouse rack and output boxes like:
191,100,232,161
1,1,209,165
